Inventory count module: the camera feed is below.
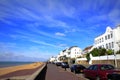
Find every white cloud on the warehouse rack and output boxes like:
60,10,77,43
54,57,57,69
108,9,120,25
30,39,58,48
0,42,17,51
55,32,66,37
11,27,70,42
0,18,17,26
65,29,79,33
43,15,70,28
57,43,68,49
0,42,54,61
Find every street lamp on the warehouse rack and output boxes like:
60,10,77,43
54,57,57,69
114,40,120,68
114,49,117,68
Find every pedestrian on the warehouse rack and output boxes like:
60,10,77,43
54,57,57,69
64,67,66,71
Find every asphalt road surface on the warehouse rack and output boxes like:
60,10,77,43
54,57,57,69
44,64,88,80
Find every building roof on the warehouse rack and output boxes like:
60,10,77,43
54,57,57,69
83,45,93,51
62,49,66,52
68,46,78,50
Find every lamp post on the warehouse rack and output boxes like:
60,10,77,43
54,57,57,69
114,50,117,68
115,40,120,68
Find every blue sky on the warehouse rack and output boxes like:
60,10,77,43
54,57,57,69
0,0,120,61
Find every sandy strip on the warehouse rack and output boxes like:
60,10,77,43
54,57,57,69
0,62,43,76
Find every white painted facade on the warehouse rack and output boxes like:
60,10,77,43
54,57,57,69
94,25,120,53
49,56,56,62
69,46,82,58
63,48,71,58
55,46,82,62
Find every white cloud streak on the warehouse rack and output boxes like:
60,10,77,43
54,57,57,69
55,32,66,37
9,29,66,49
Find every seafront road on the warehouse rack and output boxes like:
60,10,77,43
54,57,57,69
44,64,88,80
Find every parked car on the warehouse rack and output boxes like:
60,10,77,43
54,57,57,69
107,72,120,80
61,62,69,68
83,64,120,80
56,62,61,66
70,64,86,73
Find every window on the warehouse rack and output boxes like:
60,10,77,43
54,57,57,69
111,33,113,38
93,65,98,70
88,65,94,70
100,65,114,70
108,35,110,39
88,65,98,70
112,42,114,48
102,38,104,42
97,39,99,44
109,43,111,49
100,39,101,43
106,44,108,49
102,45,104,48
105,36,107,40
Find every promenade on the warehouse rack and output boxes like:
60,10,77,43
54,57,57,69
42,64,87,80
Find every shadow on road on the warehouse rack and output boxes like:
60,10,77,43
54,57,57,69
35,64,47,80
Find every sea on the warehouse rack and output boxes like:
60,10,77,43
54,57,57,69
0,61,34,68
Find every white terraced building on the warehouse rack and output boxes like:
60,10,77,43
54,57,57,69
68,46,82,59
94,25,120,53
49,56,56,63
56,46,82,62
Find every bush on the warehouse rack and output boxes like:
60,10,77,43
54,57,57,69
99,48,106,56
106,49,113,55
90,48,99,56
86,48,114,61
88,48,113,57
116,50,120,54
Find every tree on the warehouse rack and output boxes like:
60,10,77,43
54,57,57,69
90,48,99,56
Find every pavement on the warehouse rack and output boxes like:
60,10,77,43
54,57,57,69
45,64,89,80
